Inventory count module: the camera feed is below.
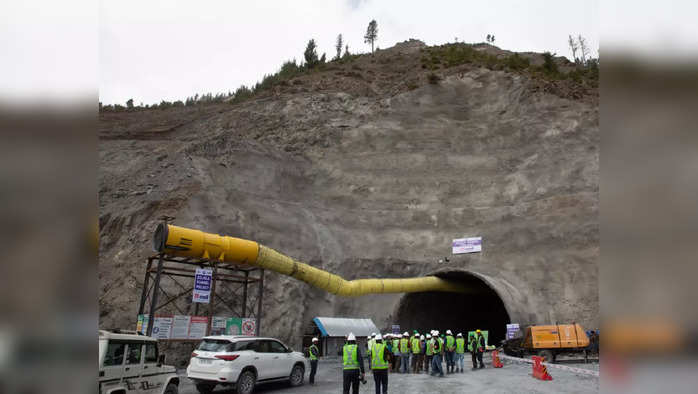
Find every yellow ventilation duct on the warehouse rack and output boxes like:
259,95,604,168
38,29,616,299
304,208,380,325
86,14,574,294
153,224,466,296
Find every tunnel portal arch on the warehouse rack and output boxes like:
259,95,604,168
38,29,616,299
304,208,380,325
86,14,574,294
393,269,524,345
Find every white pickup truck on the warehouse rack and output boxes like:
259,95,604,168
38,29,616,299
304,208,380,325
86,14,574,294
99,330,180,394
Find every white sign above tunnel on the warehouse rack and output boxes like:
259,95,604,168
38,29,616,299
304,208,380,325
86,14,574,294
452,237,482,254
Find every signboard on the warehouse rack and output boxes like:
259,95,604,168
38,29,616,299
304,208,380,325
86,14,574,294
506,323,520,340
211,316,229,336
171,315,191,339
392,325,400,335
241,318,256,336
188,316,209,339
192,268,213,303
136,314,149,335
452,237,482,254
226,317,243,335
152,316,173,339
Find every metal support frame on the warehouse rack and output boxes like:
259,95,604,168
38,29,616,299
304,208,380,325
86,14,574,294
140,253,265,339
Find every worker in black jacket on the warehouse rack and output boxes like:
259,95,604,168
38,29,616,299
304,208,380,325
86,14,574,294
471,329,485,369
308,337,320,384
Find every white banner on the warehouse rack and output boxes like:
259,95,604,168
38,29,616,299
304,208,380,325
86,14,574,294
152,316,173,339
192,268,213,303
452,237,482,254
171,315,191,339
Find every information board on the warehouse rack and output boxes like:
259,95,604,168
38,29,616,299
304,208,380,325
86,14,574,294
452,237,482,254
188,316,209,339
210,316,229,336
171,315,191,339
192,268,213,303
152,316,173,339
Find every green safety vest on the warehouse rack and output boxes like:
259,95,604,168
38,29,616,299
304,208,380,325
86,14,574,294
468,336,477,352
438,338,444,353
367,339,374,354
411,337,420,354
426,339,434,356
371,343,388,369
433,338,442,353
455,338,465,354
392,339,399,352
399,338,409,353
309,344,319,360
343,344,359,370
446,335,455,349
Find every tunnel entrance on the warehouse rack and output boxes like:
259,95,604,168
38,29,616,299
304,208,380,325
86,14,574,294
394,271,511,345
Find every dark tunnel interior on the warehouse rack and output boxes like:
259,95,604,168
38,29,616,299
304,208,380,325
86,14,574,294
394,271,510,345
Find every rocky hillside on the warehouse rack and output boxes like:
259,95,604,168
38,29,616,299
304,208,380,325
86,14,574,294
99,40,598,352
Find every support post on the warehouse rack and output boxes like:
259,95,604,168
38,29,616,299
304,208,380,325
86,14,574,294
207,264,218,335
138,257,153,316
242,270,249,317
255,269,264,336
146,254,165,336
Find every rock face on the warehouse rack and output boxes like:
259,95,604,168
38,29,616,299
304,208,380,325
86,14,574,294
99,41,598,354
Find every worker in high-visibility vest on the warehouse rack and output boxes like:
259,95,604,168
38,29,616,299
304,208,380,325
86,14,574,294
410,332,421,373
309,337,320,384
367,333,376,370
399,332,410,373
424,333,433,374
391,334,401,373
342,332,366,394
445,329,456,373
455,333,466,373
371,334,392,394
430,330,444,377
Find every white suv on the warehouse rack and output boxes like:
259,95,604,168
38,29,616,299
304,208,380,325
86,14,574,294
99,330,179,394
186,335,308,394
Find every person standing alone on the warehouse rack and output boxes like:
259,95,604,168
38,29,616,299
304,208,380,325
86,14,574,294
343,332,366,394
309,337,320,384
371,334,392,394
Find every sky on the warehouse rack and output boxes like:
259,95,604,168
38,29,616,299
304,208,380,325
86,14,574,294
97,0,600,106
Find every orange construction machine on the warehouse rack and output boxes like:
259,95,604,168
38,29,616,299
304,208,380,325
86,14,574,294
502,323,590,363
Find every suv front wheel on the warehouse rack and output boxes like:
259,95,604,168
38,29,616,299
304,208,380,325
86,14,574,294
289,364,304,387
236,370,256,394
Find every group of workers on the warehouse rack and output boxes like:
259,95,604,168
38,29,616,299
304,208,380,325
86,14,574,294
328,329,488,394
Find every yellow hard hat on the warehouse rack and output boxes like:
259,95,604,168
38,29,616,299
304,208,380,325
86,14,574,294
476,329,481,333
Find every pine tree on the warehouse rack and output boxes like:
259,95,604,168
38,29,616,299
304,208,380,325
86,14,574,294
364,20,378,53
304,39,319,68
335,34,343,60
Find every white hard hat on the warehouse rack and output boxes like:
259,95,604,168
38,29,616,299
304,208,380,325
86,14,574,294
420,335,425,340
347,332,356,341
435,330,439,335
446,330,452,335
426,334,431,338
404,331,408,336
376,334,382,340
312,337,318,342
398,334,402,338
371,332,376,337
414,332,419,336
430,330,436,335
457,333,462,337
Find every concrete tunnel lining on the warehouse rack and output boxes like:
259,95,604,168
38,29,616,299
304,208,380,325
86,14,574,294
393,269,524,345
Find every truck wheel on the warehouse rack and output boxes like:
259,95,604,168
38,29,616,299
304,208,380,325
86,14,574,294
164,383,178,394
195,382,216,394
289,364,304,386
236,370,256,394
538,350,555,363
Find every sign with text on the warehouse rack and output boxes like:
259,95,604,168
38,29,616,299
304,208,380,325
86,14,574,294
171,315,191,339
136,314,149,335
506,323,520,340
452,237,482,254
210,316,229,336
392,325,400,335
152,316,173,339
188,316,209,339
192,268,213,303
226,317,243,335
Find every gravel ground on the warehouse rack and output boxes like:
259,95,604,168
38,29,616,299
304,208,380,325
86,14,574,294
178,354,599,394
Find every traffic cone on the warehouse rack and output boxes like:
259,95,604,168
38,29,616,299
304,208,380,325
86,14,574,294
531,356,553,381
492,350,503,368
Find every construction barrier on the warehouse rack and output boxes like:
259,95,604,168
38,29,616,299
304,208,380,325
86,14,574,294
491,350,503,368
498,354,600,377
531,356,553,381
